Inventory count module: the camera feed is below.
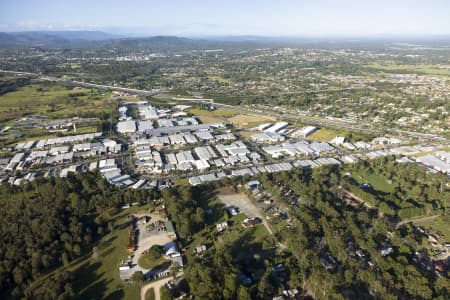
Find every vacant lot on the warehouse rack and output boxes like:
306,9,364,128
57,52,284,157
228,114,276,128
188,107,237,124
306,127,346,142
365,64,450,77
217,191,273,235
0,80,114,120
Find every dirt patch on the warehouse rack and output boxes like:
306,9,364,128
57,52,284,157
228,114,276,128
216,186,237,195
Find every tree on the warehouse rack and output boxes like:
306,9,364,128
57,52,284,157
147,245,163,260
169,262,180,279
131,271,144,287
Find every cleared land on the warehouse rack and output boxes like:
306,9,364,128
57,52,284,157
217,191,273,235
228,113,276,128
0,80,114,120
187,108,237,124
208,75,231,83
306,127,347,142
350,169,395,194
365,64,450,77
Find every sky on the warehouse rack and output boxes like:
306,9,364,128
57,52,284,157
1,0,450,37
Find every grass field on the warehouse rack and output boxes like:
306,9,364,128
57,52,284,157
306,127,347,142
349,168,395,194
228,114,276,128
188,107,237,124
413,215,450,242
365,64,450,77
188,107,237,118
238,130,256,139
208,75,231,83
0,80,114,120
138,255,170,270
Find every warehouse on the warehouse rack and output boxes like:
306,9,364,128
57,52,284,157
195,130,215,142
176,151,195,164
137,120,153,133
168,134,186,145
416,155,450,174
158,119,174,127
138,105,159,120
215,133,236,141
252,132,285,143
194,159,210,170
183,134,198,144
291,126,317,138
73,143,92,152
165,153,178,165
194,146,218,160
264,122,288,133
117,120,136,134
146,123,223,137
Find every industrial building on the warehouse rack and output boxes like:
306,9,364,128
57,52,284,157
291,126,317,138
117,120,136,134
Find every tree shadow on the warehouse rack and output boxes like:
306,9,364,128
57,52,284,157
105,289,125,300
73,261,109,300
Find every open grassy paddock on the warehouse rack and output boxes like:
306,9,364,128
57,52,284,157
365,64,450,77
0,79,115,120
412,215,450,242
187,107,237,124
228,113,276,128
306,127,347,142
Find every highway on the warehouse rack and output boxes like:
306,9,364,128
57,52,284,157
1,69,447,143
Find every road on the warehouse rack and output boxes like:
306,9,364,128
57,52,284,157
395,215,440,229
140,273,181,300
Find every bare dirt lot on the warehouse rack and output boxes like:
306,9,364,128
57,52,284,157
217,192,273,235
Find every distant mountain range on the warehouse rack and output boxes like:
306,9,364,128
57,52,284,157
0,31,250,50
1,30,449,49
0,31,122,47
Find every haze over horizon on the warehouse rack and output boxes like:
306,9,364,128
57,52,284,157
1,0,450,38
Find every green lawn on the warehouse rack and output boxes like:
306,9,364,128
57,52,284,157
138,255,171,270
350,169,395,194
145,288,155,300
413,215,450,242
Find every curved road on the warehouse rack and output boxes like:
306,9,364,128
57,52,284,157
140,272,182,300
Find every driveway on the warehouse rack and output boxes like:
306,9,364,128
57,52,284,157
140,272,183,300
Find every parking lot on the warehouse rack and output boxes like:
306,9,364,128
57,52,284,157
217,192,273,235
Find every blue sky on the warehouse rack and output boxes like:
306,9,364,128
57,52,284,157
1,0,450,36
